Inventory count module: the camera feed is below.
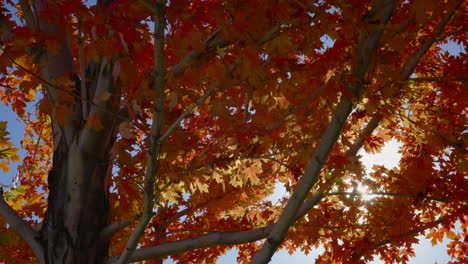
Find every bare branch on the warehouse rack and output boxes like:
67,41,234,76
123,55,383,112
244,91,251,122
255,24,281,45
0,13,13,42
26,123,45,175
0,189,44,264
33,0,75,89
77,24,89,118
111,224,273,264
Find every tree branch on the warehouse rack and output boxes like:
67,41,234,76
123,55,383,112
99,219,134,243
182,150,293,176
107,192,322,263
167,23,281,80
158,80,218,143
408,76,467,82
168,27,228,79
0,189,45,264
326,191,449,203
351,205,468,260
4,52,128,122
393,109,465,152
115,2,167,263
274,83,327,128
346,112,383,157
158,23,283,143
249,1,397,263
139,0,157,12
18,0,38,31
400,0,463,79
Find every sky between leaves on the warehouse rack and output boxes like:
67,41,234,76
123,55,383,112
1,37,464,264
0,0,466,263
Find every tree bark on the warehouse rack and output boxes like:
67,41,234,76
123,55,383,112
39,132,113,263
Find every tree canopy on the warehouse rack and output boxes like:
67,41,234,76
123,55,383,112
0,0,466,263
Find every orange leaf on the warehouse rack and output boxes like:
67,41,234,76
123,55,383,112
85,113,104,131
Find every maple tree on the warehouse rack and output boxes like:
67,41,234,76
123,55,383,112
0,0,466,263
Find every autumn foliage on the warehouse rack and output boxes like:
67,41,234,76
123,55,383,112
0,0,467,263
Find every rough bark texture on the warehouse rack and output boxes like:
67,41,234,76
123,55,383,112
40,141,111,263
37,58,120,262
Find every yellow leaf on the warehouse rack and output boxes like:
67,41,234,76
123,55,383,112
0,160,10,172
212,169,223,183
318,229,325,236
227,137,238,150
26,194,43,207
245,162,261,185
11,153,20,162
10,197,24,211
190,178,209,193
161,189,180,204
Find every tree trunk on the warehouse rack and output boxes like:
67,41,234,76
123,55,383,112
39,135,112,263
31,12,120,258
37,89,120,264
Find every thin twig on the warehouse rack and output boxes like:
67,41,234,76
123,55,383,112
326,191,449,203
158,80,219,144
351,205,468,260
408,76,467,82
